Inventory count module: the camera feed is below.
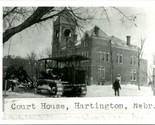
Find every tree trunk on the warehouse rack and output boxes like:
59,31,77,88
109,40,114,84
137,56,140,90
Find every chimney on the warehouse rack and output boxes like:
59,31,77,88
94,26,99,36
126,36,131,46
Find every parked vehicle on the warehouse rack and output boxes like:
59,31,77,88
35,55,89,97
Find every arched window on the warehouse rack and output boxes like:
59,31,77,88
64,29,72,37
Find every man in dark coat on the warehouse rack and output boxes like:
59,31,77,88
113,79,121,96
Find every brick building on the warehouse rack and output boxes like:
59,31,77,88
52,9,147,85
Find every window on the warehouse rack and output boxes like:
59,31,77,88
82,51,89,62
98,68,101,78
120,54,123,63
130,71,133,81
81,52,84,62
83,52,85,57
86,51,89,58
130,56,133,65
98,67,105,79
133,70,136,81
133,56,136,65
98,51,109,62
131,56,136,65
102,52,105,62
98,52,101,62
64,29,71,37
116,54,119,63
106,53,109,62
130,69,136,81
101,68,105,79
116,53,123,64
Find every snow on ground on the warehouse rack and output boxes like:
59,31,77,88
86,84,154,97
3,91,48,98
3,84,154,98
3,88,48,98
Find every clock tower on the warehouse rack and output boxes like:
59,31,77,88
52,8,77,57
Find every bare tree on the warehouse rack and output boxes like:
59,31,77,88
107,36,114,85
137,38,145,90
3,7,93,44
151,53,155,95
27,51,37,80
3,7,138,44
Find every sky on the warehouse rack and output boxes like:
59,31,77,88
3,7,155,66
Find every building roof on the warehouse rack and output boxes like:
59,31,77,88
86,26,109,38
110,36,139,50
76,26,139,51
75,26,109,47
54,8,77,26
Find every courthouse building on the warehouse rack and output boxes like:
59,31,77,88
52,9,147,85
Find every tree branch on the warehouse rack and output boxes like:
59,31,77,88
112,7,131,21
3,7,55,43
37,11,62,22
3,7,17,18
102,7,110,22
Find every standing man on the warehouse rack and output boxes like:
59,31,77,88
116,74,121,84
113,79,121,96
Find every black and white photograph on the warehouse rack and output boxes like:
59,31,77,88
3,6,155,98
2,1,155,122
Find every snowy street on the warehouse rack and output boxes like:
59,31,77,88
86,84,153,97
3,84,153,98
